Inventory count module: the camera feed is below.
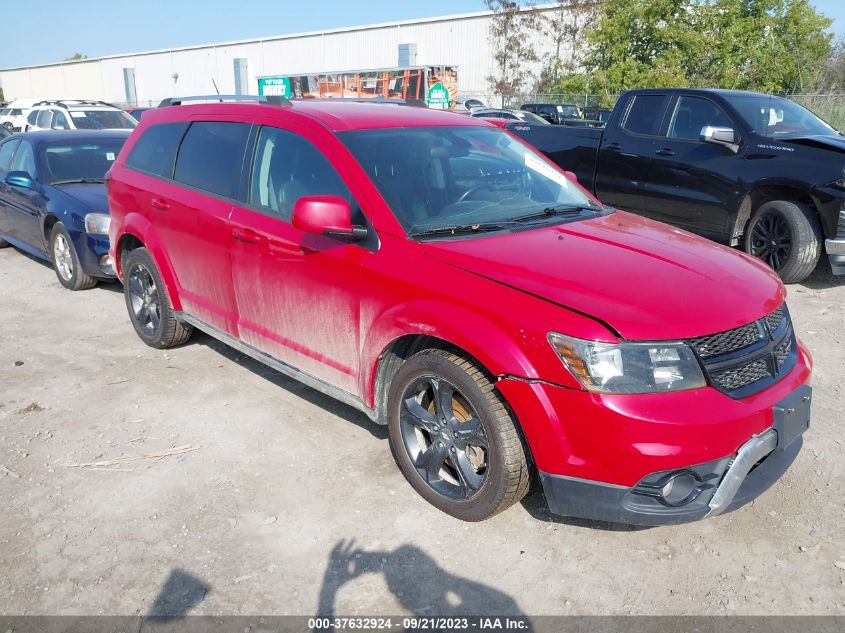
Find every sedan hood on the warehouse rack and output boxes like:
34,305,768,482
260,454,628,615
52,183,108,212
422,211,785,340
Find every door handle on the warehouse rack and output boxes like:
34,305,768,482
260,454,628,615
605,142,622,152
655,148,675,156
232,227,261,244
150,197,170,211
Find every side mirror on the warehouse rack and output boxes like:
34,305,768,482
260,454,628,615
5,171,36,189
292,195,368,241
700,126,739,153
564,171,578,184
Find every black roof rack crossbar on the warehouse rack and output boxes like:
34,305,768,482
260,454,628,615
158,95,291,108
292,97,427,107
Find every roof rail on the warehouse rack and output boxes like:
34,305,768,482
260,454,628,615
158,95,291,108
293,97,427,107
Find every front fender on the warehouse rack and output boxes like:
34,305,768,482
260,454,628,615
112,212,183,311
358,298,590,409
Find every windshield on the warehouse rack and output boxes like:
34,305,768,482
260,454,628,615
731,95,836,138
340,126,601,236
68,110,137,130
42,138,127,184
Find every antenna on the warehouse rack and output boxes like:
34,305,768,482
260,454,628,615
211,78,221,101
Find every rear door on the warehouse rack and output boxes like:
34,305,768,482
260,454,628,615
644,94,744,237
594,93,671,215
229,122,368,393
121,119,249,336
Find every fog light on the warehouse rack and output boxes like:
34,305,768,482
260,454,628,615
660,472,701,506
99,254,114,274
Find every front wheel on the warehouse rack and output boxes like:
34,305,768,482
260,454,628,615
50,223,97,290
387,349,531,521
745,200,822,284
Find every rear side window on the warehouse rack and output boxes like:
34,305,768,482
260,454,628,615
0,139,20,172
174,122,250,199
623,95,667,135
36,109,53,129
125,122,188,178
27,111,38,126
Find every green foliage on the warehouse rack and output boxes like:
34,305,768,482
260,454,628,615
485,1,540,105
64,53,88,62
551,0,833,96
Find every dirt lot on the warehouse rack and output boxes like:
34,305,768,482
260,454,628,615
1,246,844,618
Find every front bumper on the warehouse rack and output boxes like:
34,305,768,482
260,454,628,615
73,232,116,279
496,340,812,525
826,238,845,275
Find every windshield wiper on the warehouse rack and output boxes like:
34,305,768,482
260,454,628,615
410,222,509,238
510,204,599,223
51,178,105,185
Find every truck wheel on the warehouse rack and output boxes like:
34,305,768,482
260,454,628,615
745,200,821,284
50,223,97,290
0,237,9,248
123,247,192,349
387,349,531,521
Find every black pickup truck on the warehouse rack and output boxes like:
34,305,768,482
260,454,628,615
506,88,845,283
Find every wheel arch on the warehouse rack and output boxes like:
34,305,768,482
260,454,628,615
735,185,821,243
113,213,183,311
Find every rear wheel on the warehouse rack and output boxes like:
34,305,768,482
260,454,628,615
745,200,821,284
49,223,97,290
387,349,531,521
123,247,192,348
0,237,9,248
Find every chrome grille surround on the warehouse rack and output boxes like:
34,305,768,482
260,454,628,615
687,304,797,398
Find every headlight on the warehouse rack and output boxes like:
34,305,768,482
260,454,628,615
84,213,111,235
548,333,706,394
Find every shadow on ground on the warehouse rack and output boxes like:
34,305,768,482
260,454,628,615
147,569,211,620
317,540,529,622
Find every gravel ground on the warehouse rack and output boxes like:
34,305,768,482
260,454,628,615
1,246,844,618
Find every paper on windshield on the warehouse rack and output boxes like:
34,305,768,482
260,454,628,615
70,112,87,118
524,152,569,189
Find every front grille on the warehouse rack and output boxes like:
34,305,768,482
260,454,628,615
689,321,762,359
688,304,796,398
765,306,785,334
711,358,770,392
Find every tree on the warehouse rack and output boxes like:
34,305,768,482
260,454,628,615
64,53,88,61
533,1,598,94
552,0,833,97
485,0,540,106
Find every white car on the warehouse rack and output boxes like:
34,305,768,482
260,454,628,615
24,100,137,132
0,99,39,133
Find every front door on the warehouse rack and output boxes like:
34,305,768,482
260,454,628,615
3,139,45,249
644,94,743,238
229,124,368,393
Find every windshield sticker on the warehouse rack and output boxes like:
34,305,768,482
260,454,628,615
70,112,87,118
106,152,115,161
525,152,569,189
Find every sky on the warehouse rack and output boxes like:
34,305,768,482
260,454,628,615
0,0,843,69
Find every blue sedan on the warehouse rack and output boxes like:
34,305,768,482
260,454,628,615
0,130,129,289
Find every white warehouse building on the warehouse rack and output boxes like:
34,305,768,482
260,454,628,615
0,4,580,108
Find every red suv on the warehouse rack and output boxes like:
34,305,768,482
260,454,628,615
107,96,812,524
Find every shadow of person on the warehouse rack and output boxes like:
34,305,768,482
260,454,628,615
317,540,529,625
147,568,211,621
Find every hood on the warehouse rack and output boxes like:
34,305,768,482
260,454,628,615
422,211,785,341
51,183,108,212
781,134,845,153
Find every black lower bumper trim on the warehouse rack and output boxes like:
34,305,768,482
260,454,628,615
539,436,802,526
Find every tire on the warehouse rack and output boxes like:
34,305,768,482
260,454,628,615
49,223,97,290
387,349,531,521
744,200,822,284
0,237,9,248
123,247,192,349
